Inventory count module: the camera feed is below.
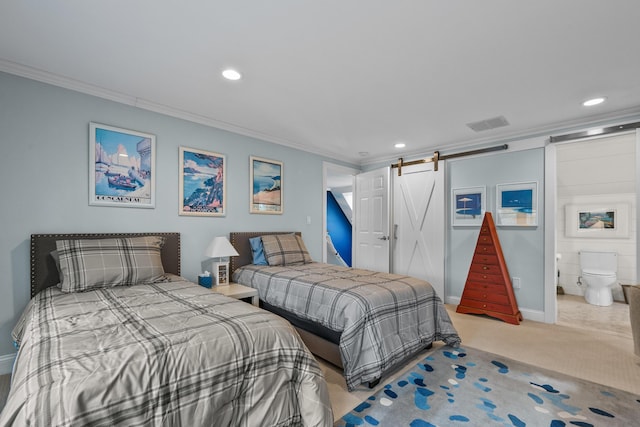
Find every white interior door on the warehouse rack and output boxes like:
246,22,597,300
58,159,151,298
392,162,445,298
354,167,390,272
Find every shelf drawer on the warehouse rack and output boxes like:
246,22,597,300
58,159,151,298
464,281,507,295
471,253,499,265
470,263,502,274
477,234,493,245
475,244,497,255
459,298,515,314
467,272,505,284
461,289,510,305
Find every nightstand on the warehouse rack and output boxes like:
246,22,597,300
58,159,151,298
212,283,259,306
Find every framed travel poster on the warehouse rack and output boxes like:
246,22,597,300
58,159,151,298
250,156,283,214
179,146,226,216
495,181,537,226
89,122,156,208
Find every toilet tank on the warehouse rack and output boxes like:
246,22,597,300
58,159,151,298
579,251,617,272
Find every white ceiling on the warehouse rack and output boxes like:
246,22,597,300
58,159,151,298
2,1,640,164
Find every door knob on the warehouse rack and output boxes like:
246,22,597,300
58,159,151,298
378,236,389,241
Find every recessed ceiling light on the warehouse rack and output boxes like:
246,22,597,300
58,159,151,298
394,142,406,148
222,69,242,81
583,97,606,107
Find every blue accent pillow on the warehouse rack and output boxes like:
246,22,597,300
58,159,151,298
249,236,268,265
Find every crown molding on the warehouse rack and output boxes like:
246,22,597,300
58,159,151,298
0,59,357,164
361,108,640,167
0,59,138,105
132,98,350,161
3,59,638,168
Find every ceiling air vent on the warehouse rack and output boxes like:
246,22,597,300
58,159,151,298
466,116,510,132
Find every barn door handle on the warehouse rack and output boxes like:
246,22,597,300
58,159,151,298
393,224,398,240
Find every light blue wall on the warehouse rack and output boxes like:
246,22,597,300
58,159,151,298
446,148,546,312
0,71,355,356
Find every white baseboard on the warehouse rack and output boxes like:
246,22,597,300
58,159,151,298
520,307,545,323
445,295,461,306
0,353,16,376
445,296,547,323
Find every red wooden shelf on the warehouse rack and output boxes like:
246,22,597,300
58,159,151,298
456,212,522,325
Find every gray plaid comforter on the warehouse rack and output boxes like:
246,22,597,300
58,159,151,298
0,278,332,427
232,263,461,391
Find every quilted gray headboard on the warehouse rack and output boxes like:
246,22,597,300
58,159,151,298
30,232,181,298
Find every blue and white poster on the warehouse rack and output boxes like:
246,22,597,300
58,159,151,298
452,186,485,226
496,182,538,226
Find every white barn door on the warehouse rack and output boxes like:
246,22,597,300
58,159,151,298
392,162,445,299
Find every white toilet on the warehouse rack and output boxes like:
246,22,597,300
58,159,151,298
579,251,618,306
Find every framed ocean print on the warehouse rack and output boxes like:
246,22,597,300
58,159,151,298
250,156,283,214
89,122,156,208
452,186,485,226
179,146,226,216
495,181,538,227
565,203,630,238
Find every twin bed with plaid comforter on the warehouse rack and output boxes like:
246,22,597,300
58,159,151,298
0,278,332,426
232,263,461,391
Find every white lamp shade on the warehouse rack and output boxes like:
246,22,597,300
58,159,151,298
205,236,239,258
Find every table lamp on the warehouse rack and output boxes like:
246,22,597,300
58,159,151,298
205,236,239,286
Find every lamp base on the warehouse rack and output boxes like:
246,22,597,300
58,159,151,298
211,261,230,286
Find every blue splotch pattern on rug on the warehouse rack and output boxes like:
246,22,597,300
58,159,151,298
335,346,640,427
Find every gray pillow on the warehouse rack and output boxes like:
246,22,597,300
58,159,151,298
261,234,312,266
55,236,166,293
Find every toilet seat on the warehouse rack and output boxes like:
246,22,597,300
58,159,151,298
582,269,616,277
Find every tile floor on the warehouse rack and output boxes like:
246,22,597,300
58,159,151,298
556,293,631,339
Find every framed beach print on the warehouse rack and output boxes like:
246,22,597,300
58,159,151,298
89,122,156,208
179,146,226,216
565,203,630,238
452,186,485,226
495,181,538,227
250,156,283,214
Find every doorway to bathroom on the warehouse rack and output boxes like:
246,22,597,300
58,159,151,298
554,130,638,335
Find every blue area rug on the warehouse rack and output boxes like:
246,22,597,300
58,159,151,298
335,346,640,427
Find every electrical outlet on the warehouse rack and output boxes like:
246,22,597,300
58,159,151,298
512,277,521,289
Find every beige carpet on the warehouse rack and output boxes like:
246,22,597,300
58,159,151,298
323,302,640,422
